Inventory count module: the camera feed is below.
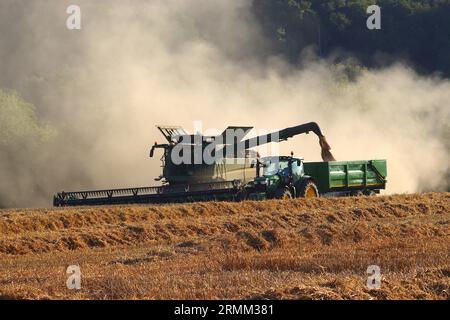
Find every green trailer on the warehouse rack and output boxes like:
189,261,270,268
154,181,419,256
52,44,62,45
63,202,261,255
245,157,387,199
303,160,387,196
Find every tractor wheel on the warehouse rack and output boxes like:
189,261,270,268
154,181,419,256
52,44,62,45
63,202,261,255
297,180,319,198
274,188,293,200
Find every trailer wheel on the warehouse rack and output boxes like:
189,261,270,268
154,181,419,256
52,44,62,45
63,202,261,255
364,190,377,197
297,180,319,198
274,188,293,200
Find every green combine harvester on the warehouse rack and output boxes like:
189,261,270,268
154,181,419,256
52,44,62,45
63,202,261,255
53,122,387,206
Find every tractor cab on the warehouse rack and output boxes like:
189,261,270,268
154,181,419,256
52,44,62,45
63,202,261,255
246,155,313,199
257,156,304,179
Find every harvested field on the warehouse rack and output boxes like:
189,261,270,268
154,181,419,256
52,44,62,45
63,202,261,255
0,193,448,300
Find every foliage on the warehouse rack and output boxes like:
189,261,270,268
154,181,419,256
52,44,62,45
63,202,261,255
0,90,53,148
0,90,55,207
252,0,450,76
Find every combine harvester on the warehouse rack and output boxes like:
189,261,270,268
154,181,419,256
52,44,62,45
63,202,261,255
53,122,387,206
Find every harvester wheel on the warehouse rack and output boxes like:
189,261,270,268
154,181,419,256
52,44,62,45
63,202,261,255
297,180,319,198
237,189,249,201
274,188,293,200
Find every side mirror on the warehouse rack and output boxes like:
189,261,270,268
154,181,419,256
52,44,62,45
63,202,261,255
250,160,256,168
150,147,155,158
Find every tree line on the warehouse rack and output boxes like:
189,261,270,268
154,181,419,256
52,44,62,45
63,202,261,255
252,0,450,76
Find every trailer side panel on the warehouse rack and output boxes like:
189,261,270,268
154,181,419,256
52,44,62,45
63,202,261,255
304,160,387,194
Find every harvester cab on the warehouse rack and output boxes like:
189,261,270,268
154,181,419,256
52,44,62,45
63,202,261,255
149,125,257,185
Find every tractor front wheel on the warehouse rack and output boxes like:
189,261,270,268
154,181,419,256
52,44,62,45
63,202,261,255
274,188,293,200
297,180,319,198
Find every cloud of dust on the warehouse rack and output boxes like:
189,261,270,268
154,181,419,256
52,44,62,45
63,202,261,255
0,0,448,207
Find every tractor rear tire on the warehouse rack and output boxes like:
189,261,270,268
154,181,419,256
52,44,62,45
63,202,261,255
274,188,293,200
297,180,319,198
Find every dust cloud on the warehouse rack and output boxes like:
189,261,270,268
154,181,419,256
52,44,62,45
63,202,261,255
0,0,448,207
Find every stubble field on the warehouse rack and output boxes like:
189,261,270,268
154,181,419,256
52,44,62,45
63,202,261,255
0,193,448,300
